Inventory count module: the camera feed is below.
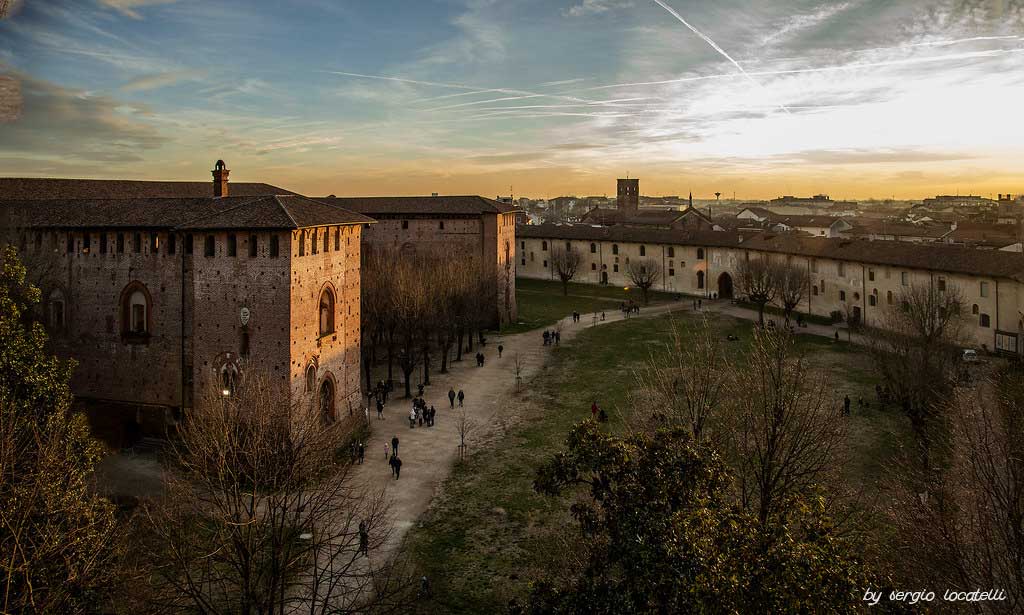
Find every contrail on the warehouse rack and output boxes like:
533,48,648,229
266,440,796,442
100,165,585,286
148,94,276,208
583,46,1024,91
651,0,791,114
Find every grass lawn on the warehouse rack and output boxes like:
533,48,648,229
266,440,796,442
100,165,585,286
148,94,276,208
501,277,680,334
408,310,913,614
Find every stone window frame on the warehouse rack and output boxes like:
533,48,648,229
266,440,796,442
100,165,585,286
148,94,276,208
119,281,153,344
318,283,337,338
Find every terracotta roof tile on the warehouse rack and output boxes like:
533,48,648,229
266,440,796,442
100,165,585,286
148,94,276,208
318,195,517,215
0,177,296,199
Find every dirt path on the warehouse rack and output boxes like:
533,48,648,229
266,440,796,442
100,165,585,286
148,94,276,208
352,300,690,558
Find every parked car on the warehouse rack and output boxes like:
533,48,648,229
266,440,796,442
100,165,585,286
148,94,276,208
961,349,979,363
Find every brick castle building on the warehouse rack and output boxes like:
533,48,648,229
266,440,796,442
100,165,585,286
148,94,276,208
320,195,518,325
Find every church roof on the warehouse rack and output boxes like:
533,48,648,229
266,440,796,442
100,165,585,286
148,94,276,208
0,195,373,230
318,195,517,216
0,177,297,199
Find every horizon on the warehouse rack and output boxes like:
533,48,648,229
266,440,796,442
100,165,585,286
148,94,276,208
1,1,1022,199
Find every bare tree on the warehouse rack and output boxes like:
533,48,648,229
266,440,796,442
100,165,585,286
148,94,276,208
633,317,729,444
734,257,780,326
626,258,662,305
889,368,1024,611
722,328,846,525
456,408,475,461
144,373,414,614
550,246,582,296
864,282,966,467
774,262,809,324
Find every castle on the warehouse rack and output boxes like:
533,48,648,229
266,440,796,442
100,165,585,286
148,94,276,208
0,162,516,441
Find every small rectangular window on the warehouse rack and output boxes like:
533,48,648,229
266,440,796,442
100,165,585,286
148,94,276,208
520,241,525,250
543,260,548,268
613,264,619,273
669,268,675,277
227,234,237,257
901,272,909,286
439,221,445,230
402,220,409,229
99,233,107,254
185,234,194,255
168,233,176,254
249,234,258,257
868,269,875,281
668,247,675,258
150,233,159,254
980,281,989,297
133,232,141,253
117,233,125,253
66,232,74,254
270,235,280,258
205,235,216,257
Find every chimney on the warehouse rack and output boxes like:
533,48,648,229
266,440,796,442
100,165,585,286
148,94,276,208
212,159,229,197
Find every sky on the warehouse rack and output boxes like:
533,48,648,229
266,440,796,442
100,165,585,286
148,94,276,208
0,0,1022,200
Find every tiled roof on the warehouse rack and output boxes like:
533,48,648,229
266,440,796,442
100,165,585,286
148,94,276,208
846,220,951,238
0,177,296,199
739,234,1024,282
0,195,373,230
517,223,739,247
772,215,843,227
518,224,1024,282
317,195,517,215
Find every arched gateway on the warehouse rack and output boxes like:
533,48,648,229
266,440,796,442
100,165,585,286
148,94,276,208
717,272,734,300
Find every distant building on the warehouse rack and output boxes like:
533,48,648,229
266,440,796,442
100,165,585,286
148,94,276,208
617,178,639,212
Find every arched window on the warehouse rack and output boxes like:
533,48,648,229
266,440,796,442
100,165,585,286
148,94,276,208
972,304,980,315
612,244,619,255
696,248,705,260
47,289,66,333
697,271,705,289
869,291,877,306
220,364,239,397
120,282,151,341
319,379,335,424
980,314,991,328
319,288,335,336
541,241,548,251
812,285,818,296
668,247,675,258
590,243,596,253
305,364,316,392
853,292,860,301
640,245,646,256
839,291,846,302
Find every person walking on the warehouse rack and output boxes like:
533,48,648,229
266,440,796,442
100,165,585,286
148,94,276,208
543,331,550,346
457,389,465,407
358,442,365,464
409,407,416,428
843,395,851,416
428,405,436,427
498,344,504,358
554,331,560,345
388,454,396,477
591,401,599,419
377,398,384,420
392,435,399,456
384,442,390,460
448,388,456,408
393,455,402,480
359,521,369,557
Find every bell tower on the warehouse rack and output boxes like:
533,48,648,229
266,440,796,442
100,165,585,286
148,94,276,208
617,178,639,212
212,159,230,197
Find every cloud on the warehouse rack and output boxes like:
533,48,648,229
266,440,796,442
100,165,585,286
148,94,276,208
760,2,858,47
121,69,206,92
468,152,548,165
564,0,635,18
783,148,978,165
98,0,180,20
0,74,167,166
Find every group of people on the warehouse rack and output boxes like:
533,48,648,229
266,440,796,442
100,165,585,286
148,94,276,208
350,440,366,464
410,397,436,428
542,330,560,346
475,352,486,367
590,401,608,423
447,387,465,408
621,301,640,317
387,435,402,479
